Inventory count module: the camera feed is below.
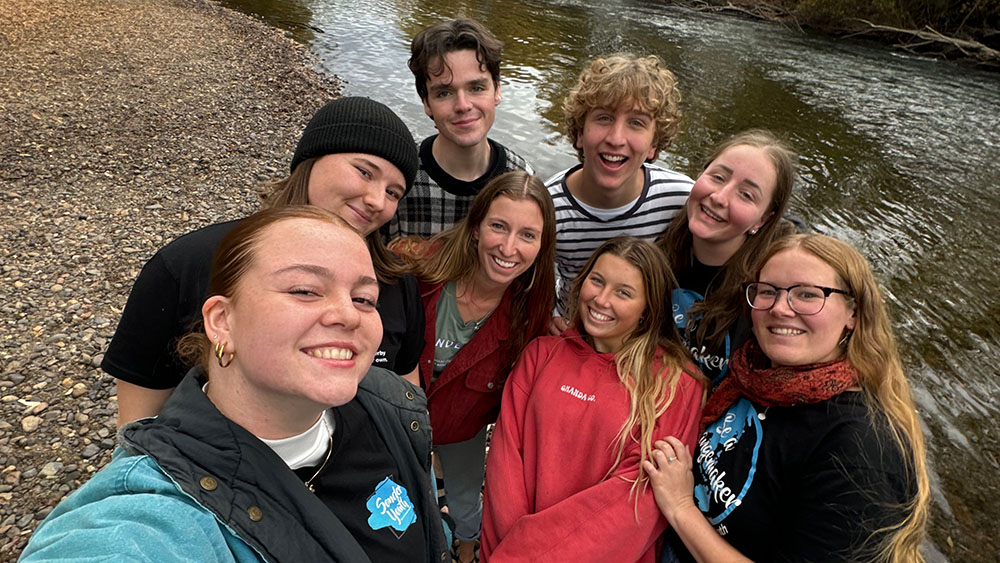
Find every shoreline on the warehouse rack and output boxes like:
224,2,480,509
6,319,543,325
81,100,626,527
0,0,340,555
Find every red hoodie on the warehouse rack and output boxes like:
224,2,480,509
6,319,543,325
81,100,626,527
481,331,704,562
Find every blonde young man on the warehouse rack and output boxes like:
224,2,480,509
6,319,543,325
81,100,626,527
547,54,693,326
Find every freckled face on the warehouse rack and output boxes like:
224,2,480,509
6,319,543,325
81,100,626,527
307,153,406,236
752,248,856,367
578,253,647,354
222,218,383,410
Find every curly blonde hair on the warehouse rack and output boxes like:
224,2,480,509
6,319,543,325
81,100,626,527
563,54,682,162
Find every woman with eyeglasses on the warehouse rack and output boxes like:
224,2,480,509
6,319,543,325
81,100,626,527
643,234,929,563
657,130,800,387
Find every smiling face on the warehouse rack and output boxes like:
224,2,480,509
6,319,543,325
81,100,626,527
574,102,657,198
578,253,647,354
307,153,406,236
209,218,383,422
422,49,500,151
687,144,777,264
752,248,856,367
473,195,544,291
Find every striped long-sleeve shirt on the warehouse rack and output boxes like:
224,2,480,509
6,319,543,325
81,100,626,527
546,163,693,315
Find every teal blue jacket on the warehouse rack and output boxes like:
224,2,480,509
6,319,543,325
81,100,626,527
21,367,448,562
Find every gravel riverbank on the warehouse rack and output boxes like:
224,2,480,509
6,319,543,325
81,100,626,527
0,0,340,556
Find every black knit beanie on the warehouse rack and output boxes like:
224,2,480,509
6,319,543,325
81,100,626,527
291,97,418,192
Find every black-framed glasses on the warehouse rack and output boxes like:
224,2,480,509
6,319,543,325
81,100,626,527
744,282,853,316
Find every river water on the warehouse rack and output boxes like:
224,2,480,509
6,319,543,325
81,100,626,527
223,0,999,559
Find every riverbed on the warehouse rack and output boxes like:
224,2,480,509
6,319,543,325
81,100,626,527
221,0,1000,559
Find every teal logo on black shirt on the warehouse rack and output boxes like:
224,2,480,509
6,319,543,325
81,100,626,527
366,476,416,537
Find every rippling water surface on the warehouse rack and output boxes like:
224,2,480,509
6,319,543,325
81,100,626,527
224,0,1000,558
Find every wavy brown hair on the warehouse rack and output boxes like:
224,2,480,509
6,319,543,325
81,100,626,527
568,237,708,507
409,18,503,102
564,54,682,162
392,171,556,372
658,129,798,353
259,157,407,282
754,234,929,563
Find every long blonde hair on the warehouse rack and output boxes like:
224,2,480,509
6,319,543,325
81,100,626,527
658,129,798,351
568,237,708,505
755,234,929,563
392,171,557,372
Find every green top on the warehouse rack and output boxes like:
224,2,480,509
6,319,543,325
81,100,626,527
432,281,492,383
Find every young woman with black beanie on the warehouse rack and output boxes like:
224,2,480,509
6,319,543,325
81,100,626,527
102,97,425,425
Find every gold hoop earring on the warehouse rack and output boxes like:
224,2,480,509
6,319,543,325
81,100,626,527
215,341,235,368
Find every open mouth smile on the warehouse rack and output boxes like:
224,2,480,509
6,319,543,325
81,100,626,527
600,153,627,166
588,308,613,322
700,205,725,223
768,327,804,336
305,347,355,360
492,256,516,269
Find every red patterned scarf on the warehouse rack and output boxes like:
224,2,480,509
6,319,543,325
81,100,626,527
700,339,860,431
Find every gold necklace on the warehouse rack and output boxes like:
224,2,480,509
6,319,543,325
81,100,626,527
304,418,334,493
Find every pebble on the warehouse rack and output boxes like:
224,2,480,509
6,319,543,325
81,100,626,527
21,416,42,432
39,462,63,478
81,444,100,458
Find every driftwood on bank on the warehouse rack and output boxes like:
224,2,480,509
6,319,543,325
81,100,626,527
678,0,800,30
669,0,999,68
851,19,1000,64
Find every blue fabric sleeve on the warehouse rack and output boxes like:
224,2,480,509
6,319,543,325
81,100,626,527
21,454,260,562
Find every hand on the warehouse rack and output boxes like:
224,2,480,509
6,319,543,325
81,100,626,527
641,436,698,524
547,315,570,336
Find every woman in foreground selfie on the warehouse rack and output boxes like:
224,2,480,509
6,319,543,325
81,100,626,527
22,206,448,562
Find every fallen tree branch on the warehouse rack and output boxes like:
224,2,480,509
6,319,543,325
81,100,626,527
672,0,802,33
854,19,999,62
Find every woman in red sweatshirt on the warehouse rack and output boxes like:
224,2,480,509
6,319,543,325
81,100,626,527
481,237,708,562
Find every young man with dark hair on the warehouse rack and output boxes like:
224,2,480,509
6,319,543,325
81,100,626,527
385,18,532,239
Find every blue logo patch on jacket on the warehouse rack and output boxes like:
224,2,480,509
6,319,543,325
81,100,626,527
366,477,416,537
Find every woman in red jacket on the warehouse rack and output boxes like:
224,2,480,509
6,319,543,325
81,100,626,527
481,237,708,563
393,170,556,563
